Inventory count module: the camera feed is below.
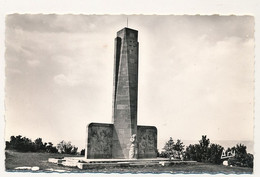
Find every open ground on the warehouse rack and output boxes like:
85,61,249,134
5,150,253,174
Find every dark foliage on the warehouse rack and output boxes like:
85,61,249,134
80,149,85,156
227,144,254,168
208,143,224,164
46,142,58,153
161,137,185,159
57,140,78,154
184,135,223,164
184,136,253,168
6,135,58,153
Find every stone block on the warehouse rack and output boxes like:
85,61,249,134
77,163,87,169
137,126,157,158
48,158,65,164
86,123,113,159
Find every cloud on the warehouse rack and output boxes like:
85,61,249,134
6,14,122,34
5,15,254,150
53,74,84,86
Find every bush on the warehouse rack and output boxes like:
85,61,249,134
199,135,210,162
227,144,253,168
184,136,254,167
185,144,202,162
159,151,168,158
80,149,85,156
208,143,224,164
57,140,78,154
46,142,58,153
34,138,46,152
244,153,254,168
161,137,185,159
184,135,223,164
6,135,58,153
7,135,35,152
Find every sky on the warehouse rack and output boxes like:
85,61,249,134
4,15,254,151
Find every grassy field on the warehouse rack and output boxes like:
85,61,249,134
5,150,253,174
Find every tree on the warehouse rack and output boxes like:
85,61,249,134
228,144,254,168
185,144,202,161
208,143,224,164
162,138,185,159
46,142,58,153
8,135,34,152
70,146,78,155
6,135,60,153
57,141,78,154
162,137,175,158
199,135,210,162
184,135,224,164
174,139,185,152
34,138,46,151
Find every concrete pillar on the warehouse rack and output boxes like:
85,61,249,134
112,28,139,158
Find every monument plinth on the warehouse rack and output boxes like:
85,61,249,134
86,28,157,159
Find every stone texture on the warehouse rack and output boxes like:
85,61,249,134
85,123,113,159
129,134,138,159
48,158,65,164
112,28,139,159
137,126,157,158
85,27,157,159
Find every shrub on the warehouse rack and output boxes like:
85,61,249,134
6,135,58,153
8,135,35,152
184,135,223,164
162,137,175,158
199,135,210,162
184,136,254,167
227,144,253,168
244,153,254,168
34,138,47,152
46,142,58,153
80,149,85,156
57,140,78,154
208,143,224,164
185,144,202,162
162,137,185,159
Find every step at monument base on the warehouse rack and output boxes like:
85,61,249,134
48,157,197,170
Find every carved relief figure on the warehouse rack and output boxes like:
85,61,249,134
129,134,138,159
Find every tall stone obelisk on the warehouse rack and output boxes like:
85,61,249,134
112,28,139,158
85,27,157,159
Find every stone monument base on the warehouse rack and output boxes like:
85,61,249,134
48,157,196,170
85,123,157,159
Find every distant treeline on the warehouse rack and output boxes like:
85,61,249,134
160,135,254,168
6,135,253,168
5,135,82,155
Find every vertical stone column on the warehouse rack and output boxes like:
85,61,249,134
112,28,139,158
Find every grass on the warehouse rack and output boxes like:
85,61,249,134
5,150,253,174
5,150,81,172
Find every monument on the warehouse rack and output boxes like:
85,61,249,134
85,27,157,159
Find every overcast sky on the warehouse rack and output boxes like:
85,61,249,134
5,15,254,150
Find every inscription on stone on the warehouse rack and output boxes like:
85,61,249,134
117,105,129,109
